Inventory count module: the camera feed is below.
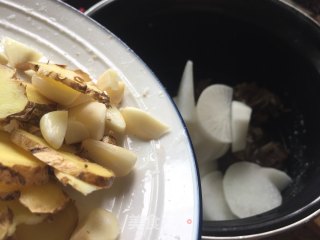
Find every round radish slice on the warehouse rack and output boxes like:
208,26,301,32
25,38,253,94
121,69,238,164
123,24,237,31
231,101,252,152
223,161,282,218
175,60,196,124
260,167,292,191
198,161,218,178
193,131,230,163
201,171,236,221
196,84,233,143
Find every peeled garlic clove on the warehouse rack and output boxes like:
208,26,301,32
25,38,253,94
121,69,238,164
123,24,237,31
24,70,36,80
54,170,101,196
105,105,126,134
66,93,93,108
70,208,119,240
260,167,292,191
231,101,252,152
69,102,106,140
3,37,42,68
82,139,137,177
97,69,125,106
196,84,233,143
201,171,236,221
64,120,90,145
40,110,68,149
120,107,169,140
223,162,282,218
25,83,53,105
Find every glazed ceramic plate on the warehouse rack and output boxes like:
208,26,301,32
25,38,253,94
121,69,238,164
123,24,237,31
0,0,201,239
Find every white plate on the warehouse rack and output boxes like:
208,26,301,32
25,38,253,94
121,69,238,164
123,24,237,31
0,0,201,239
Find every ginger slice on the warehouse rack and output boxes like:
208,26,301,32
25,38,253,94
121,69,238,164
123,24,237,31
28,62,110,107
0,131,49,187
0,65,55,124
0,65,30,121
54,170,102,196
0,206,13,239
14,201,78,240
10,129,115,188
0,200,48,237
19,181,70,214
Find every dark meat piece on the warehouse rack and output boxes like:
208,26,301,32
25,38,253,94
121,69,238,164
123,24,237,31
233,141,288,170
251,142,288,169
234,82,286,125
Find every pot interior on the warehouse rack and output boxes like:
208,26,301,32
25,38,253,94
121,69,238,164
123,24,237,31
90,0,320,236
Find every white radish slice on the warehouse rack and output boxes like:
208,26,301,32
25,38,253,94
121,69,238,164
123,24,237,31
70,208,119,240
175,60,196,124
105,105,126,134
174,61,202,148
223,161,282,218
82,139,137,177
196,84,233,143
193,130,230,163
40,111,68,149
120,107,169,140
260,168,292,191
198,159,218,178
64,120,90,145
69,102,106,140
231,101,252,152
201,171,236,221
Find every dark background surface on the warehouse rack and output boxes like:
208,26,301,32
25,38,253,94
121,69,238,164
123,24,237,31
62,0,320,239
62,0,100,12
62,0,320,16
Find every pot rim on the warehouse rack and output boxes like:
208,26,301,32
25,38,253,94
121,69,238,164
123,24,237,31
202,206,320,239
85,0,320,239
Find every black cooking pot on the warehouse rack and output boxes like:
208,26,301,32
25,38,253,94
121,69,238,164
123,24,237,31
86,0,320,238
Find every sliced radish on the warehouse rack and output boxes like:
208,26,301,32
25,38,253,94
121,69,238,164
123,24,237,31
196,84,233,143
223,161,282,218
174,61,200,144
260,167,292,191
198,160,218,178
231,101,252,152
193,131,230,163
201,171,236,221
175,60,196,124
